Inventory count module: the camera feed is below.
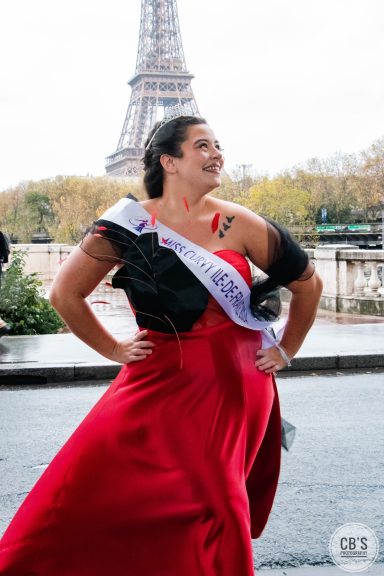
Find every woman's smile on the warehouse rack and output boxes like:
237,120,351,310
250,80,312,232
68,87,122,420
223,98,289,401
203,163,221,173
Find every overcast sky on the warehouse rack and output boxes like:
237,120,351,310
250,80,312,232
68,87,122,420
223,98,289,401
1,0,383,191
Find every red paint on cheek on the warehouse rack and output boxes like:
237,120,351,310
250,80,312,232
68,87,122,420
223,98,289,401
211,212,220,233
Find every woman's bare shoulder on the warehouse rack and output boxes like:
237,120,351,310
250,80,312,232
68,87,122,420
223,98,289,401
208,198,270,267
208,197,266,229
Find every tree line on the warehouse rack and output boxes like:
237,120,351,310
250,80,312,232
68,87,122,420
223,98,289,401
0,176,145,244
218,136,384,227
0,136,383,244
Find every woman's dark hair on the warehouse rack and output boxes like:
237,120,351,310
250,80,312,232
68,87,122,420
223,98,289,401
142,115,207,198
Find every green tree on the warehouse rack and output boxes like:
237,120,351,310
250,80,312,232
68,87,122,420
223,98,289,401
0,250,64,335
24,190,54,230
242,177,312,226
213,175,239,202
48,176,144,243
359,137,384,209
0,185,28,242
291,154,357,223
0,176,144,244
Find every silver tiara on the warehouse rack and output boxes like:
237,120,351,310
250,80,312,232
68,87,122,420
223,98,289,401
145,104,196,151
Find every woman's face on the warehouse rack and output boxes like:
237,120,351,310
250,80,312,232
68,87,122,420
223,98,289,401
173,123,224,191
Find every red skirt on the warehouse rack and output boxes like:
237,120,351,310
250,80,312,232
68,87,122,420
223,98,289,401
0,320,281,576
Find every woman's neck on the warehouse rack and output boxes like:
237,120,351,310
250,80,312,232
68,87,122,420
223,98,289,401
156,188,210,223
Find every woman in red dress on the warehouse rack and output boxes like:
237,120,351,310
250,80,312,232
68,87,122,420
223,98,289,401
0,116,322,575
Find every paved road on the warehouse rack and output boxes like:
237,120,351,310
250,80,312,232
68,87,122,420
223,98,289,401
1,301,384,380
0,371,383,570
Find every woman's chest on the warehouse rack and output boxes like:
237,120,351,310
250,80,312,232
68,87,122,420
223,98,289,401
155,218,244,255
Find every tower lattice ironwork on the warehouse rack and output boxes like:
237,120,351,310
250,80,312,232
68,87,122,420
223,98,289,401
105,0,200,177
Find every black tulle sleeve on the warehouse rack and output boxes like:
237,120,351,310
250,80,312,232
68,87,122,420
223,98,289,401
250,219,315,321
80,220,137,264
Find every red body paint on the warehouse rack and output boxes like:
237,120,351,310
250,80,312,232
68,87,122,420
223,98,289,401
183,197,190,212
211,212,220,233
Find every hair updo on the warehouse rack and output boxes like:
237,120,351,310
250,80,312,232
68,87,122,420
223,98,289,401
142,115,207,198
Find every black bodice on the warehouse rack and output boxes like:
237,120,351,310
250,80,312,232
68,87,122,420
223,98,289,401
108,226,209,333
84,212,313,334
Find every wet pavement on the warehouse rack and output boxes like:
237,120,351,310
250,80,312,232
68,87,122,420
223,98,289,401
0,294,383,572
0,296,384,383
0,372,383,571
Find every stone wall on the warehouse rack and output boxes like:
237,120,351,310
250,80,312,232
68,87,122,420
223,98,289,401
7,243,384,316
252,244,384,316
8,244,74,282
310,245,384,315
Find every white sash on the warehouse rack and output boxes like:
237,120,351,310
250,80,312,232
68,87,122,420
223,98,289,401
100,198,284,347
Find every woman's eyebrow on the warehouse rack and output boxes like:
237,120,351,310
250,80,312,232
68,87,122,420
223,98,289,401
194,138,221,146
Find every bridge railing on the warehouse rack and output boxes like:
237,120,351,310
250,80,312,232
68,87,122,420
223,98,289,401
313,245,383,294
7,243,384,316
303,245,384,314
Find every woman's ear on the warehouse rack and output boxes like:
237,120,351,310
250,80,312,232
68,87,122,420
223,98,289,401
160,154,177,174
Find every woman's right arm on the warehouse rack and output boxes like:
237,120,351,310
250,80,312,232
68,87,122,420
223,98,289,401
49,246,153,363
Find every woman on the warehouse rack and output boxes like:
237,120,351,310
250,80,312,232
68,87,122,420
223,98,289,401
0,116,322,575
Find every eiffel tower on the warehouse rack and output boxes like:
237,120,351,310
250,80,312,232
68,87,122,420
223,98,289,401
105,0,200,177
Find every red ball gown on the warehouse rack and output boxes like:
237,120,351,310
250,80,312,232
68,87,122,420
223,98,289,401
0,245,281,576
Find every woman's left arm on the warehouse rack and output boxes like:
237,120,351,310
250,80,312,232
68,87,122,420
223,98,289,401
224,202,323,373
254,272,323,373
